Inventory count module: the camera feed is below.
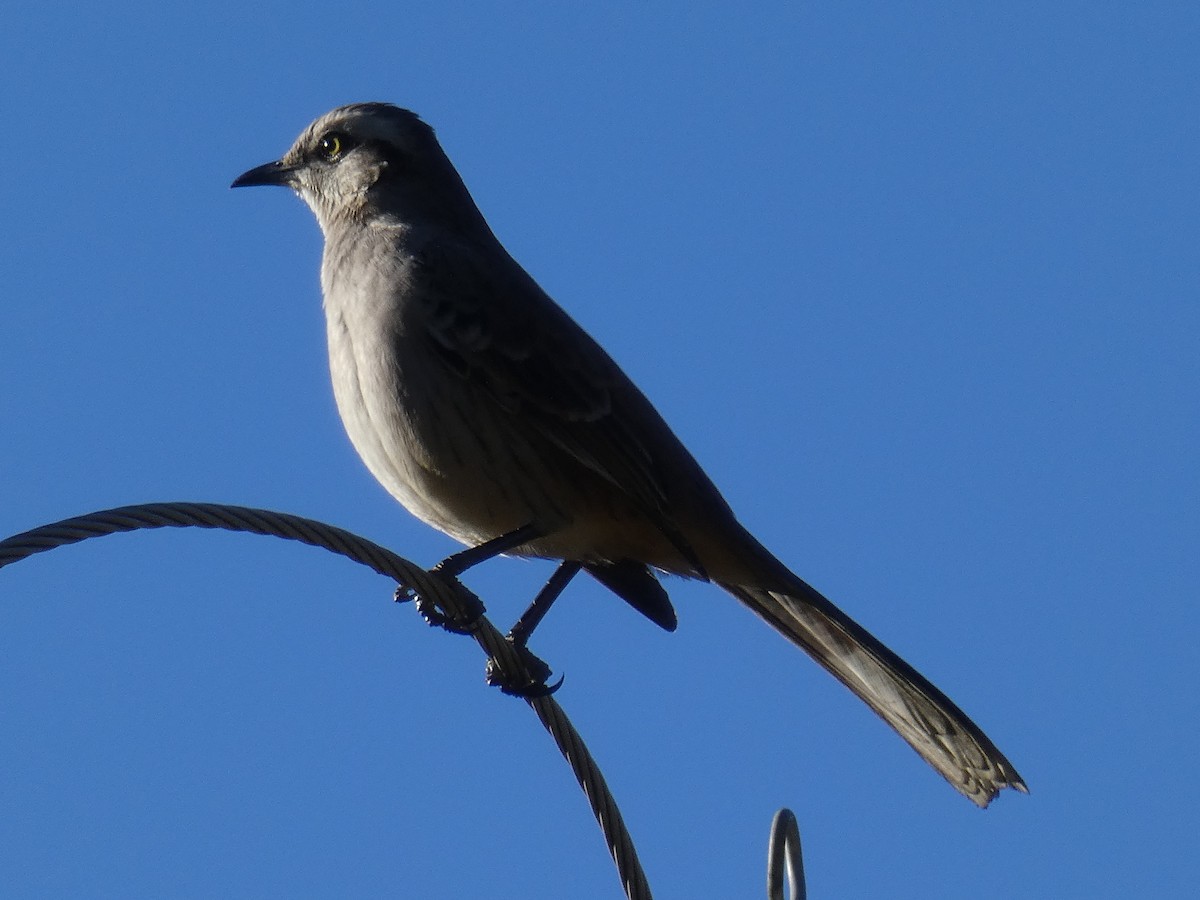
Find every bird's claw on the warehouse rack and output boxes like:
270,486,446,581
394,585,480,634
396,582,561,695
485,643,564,698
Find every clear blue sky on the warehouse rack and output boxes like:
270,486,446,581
2,3,1196,897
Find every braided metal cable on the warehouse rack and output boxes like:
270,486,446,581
0,502,651,900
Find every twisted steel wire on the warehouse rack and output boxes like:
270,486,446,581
0,502,651,900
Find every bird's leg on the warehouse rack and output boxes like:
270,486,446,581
397,524,544,633
484,560,583,698
434,523,544,577
508,560,583,647
412,525,578,697
483,560,582,698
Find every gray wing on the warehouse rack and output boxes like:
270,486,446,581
413,237,709,575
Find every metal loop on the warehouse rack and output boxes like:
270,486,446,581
766,808,806,900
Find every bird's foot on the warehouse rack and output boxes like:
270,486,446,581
394,584,481,635
486,642,564,698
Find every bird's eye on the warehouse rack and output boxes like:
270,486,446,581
316,132,354,161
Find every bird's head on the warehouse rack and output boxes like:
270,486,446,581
232,103,482,234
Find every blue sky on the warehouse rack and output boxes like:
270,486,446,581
2,2,1196,897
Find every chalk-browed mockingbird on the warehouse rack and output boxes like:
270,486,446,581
232,102,1025,807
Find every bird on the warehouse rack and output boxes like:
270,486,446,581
232,102,1026,807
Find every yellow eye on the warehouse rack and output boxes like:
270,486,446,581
317,132,349,160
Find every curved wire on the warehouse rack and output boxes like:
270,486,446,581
0,502,652,900
766,808,806,900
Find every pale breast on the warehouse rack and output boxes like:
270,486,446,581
317,224,707,571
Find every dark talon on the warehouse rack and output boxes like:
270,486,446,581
508,672,565,698
485,643,563,697
486,661,565,698
395,584,481,634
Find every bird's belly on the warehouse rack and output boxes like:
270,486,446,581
323,306,695,570
324,314,450,531
325,313,545,547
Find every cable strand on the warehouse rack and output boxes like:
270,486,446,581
0,501,652,900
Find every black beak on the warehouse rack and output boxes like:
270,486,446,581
231,160,295,188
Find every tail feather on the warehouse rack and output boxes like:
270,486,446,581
584,560,677,632
720,579,1026,807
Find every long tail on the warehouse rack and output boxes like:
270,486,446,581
719,575,1026,807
